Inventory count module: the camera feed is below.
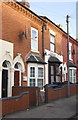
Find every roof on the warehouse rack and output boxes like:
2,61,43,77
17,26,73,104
69,61,77,68
48,56,62,64
14,0,46,23
40,16,78,44
26,54,46,64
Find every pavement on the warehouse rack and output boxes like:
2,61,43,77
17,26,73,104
3,95,78,119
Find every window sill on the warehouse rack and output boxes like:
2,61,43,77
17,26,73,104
31,49,40,53
69,58,73,61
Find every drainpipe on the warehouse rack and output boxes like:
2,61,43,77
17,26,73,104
42,22,47,60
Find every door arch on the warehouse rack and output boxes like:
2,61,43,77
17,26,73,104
13,55,25,86
2,60,11,98
14,62,22,86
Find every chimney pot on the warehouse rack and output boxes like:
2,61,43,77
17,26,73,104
20,0,30,8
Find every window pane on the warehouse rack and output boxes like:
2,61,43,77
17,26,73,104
50,43,54,52
38,79,43,89
32,30,37,39
31,29,38,50
30,79,35,87
50,34,55,43
38,68,43,77
56,66,59,75
30,67,35,77
32,40,37,50
69,70,72,82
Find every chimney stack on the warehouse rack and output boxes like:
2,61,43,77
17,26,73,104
57,24,63,29
20,0,30,8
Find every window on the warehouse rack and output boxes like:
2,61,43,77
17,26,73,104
38,67,44,90
30,79,35,87
69,42,72,60
28,64,44,90
30,67,35,77
38,68,43,77
50,34,55,52
30,67,36,87
69,69,76,83
31,27,38,51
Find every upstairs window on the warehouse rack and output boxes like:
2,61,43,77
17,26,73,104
69,42,72,60
31,27,38,51
50,34,55,52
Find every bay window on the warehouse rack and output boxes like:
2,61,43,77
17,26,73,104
28,64,44,90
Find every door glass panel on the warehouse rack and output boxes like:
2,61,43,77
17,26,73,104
51,76,54,83
56,76,60,82
51,66,54,74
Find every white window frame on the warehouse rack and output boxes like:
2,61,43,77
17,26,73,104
69,67,76,83
49,29,55,53
50,34,55,52
28,63,44,90
69,42,72,60
31,27,38,52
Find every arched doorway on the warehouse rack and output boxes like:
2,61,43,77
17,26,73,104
2,60,11,98
14,62,22,86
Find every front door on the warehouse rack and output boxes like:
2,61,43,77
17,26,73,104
2,70,8,98
14,71,19,86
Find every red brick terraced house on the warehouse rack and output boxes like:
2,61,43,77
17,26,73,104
0,0,78,98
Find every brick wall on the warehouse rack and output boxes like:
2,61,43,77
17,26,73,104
12,86,40,106
45,84,78,103
0,92,29,116
1,2,43,86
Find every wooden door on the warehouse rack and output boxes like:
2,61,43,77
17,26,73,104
2,70,8,98
14,71,19,86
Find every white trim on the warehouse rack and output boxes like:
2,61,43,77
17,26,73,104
31,49,40,53
69,42,72,60
49,29,56,36
13,55,25,73
44,49,63,84
69,67,76,70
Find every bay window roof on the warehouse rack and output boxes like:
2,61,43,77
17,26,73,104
26,54,46,64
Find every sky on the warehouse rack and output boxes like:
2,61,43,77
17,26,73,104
18,0,76,39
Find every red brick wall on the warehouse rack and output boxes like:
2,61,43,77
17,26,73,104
45,84,78,102
12,86,40,106
0,92,29,116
